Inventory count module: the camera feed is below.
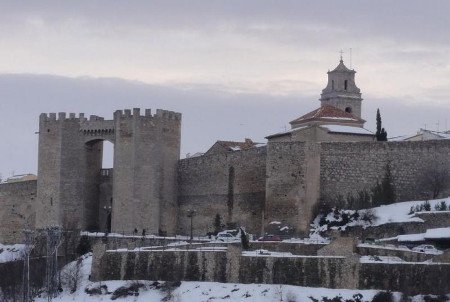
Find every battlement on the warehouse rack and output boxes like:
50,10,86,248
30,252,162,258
39,112,89,122
113,108,181,121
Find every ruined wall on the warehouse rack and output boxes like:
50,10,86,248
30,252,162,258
177,147,266,236
320,140,450,207
0,181,36,244
265,142,320,235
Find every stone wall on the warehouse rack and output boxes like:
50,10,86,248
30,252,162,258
177,147,266,236
268,126,373,143
357,245,432,262
359,262,450,295
238,255,354,289
265,142,320,236
0,258,46,301
320,140,450,207
96,249,228,282
93,247,450,295
0,180,36,244
112,109,181,236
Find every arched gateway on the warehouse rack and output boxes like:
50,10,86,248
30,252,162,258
35,108,181,236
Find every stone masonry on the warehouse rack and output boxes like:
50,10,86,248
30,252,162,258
35,108,181,236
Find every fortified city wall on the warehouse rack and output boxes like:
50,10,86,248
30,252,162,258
320,139,450,207
0,180,36,244
177,146,266,236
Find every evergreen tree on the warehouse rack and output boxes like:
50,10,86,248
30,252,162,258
213,214,222,235
240,227,249,250
379,128,388,141
371,163,396,206
376,108,382,139
375,109,388,141
381,163,395,202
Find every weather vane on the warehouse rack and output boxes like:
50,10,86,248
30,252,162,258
339,49,344,61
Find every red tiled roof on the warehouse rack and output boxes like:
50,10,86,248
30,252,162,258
290,105,363,125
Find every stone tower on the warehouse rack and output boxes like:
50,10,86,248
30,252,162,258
35,108,181,235
320,57,363,118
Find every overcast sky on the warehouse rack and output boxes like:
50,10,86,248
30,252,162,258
1,1,450,178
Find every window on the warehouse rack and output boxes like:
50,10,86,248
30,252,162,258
332,80,335,90
345,107,352,113
344,80,348,90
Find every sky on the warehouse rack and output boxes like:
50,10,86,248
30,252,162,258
0,0,450,178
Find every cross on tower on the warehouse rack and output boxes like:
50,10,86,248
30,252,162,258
339,49,344,62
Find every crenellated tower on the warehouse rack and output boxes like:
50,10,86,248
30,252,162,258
36,108,181,235
320,57,363,119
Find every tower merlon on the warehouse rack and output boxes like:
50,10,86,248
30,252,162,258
58,112,66,120
89,115,105,121
156,109,182,121
113,108,181,120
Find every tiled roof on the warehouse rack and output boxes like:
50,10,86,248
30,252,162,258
216,138,257,151
290,105,363,125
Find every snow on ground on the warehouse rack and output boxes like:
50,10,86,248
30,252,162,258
360,255,405,263
357,243,411,252
425,227,450,239
32,254,416,302
80,231,211,241
0,243,25,263
381,227,450,244
311,197,450,234
397,233,425,242
283,233,330,244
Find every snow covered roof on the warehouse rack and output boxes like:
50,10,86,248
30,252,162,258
320,125,374,135
390,129,450,142
395,227,450,242
397,233,425,242
425,227,450,240
5,173,37,183
214,138,259,152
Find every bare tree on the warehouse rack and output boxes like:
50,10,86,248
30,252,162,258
60,257,82,294
418,158,450,198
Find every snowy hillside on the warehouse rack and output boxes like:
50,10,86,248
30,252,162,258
311,197,450,234
0,243,25,263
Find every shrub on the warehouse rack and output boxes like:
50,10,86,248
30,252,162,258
361,209,377,223
111,282,144,300
371,291,394,302
240,228,249,250
434,201,448,211
76,236,91,256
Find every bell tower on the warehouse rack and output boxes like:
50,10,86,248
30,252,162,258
320,56,363,119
